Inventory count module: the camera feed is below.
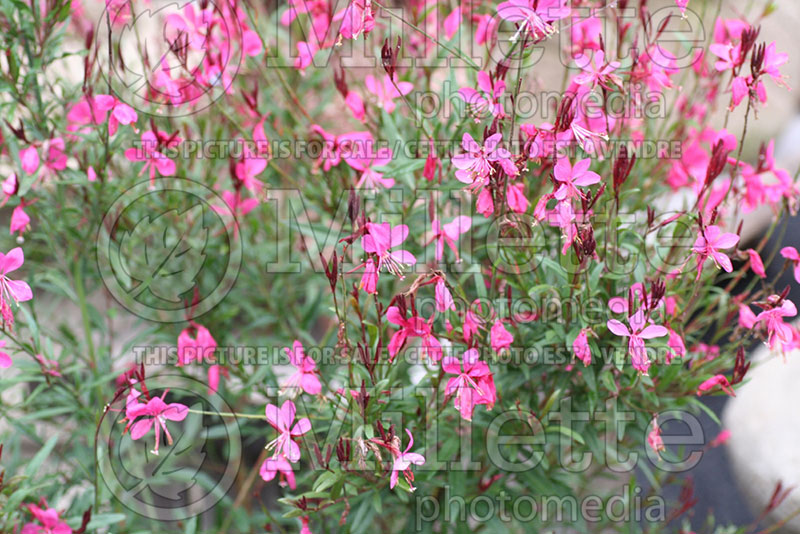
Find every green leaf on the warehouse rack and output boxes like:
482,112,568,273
25,434,58,477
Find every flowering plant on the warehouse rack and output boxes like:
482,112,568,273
0,0,798,532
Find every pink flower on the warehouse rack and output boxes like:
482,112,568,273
0,340,11,368
709,42,741,72
390,429,426,490
0,247,33,325
342,135,394,188
458,71,505,119
475,14,498,45
42,138,67,175
506,182,529,213
35,353,61,377
93,94,138,135
345,90,366,121
452,133,517,189
361,222,416,277
553,157,601,200
365,74,413,113
666,328,686,363
234,153,268,193
124,131,178,186
607,309,668,374
710,429,731,448
693,225,739,275
360,257,378,294
746,249,766,278
780,246,800,283
496,0,570,40
434,277,454,312
490,320,513,353
336,0,374,40
443,7,461,40
647,416,665,457
300,517,313,534
242,29,263,57
755,299,797,349
259,454,296,489
22,503,71,534
127,391,189,455
573,329,591,366
574,50,621,89
10,200,31,236
429,216,471,262
739,304,757,329
283,340,321,395
265,400,311,462
177,323,223,393
213,190,259,223
476,188,494,217
20,146,39,175
423,147,441,182
697,375,735,397
386,306,442,361
295,41,318,72
443,348,496,420
675,0,689,16
462,301,483,343
760,42,788,86
1,173,18,203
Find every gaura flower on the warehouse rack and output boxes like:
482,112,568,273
124,130,179,187
452,133,517,189
457,71,505,119
693,225,739,276
428,216,471,262
738,304,758,329
745,249,766,278
443,348,496,421
780,246,800,283
573,328,592,366
553,157,601,200
490,320,514,353
259,454,296,489
20,146,40,175
697,374,735,397
21,502,72,534
361,222,416,278
265,400,311,463
177,323,225,393
10,199,32,236
283,340,321,395
574,50,621,89
755,299,797,349
365,74,413,113
390,429,426,491
647,416,665,458
386,306,442,362
434,277,455,312
0,247,33,326
126,391,189,455
496,0,570,41
607,309,668,374
0,340,11,368
335,0,374,40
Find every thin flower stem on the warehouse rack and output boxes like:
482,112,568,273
372,1,481,71
186,408,265,420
